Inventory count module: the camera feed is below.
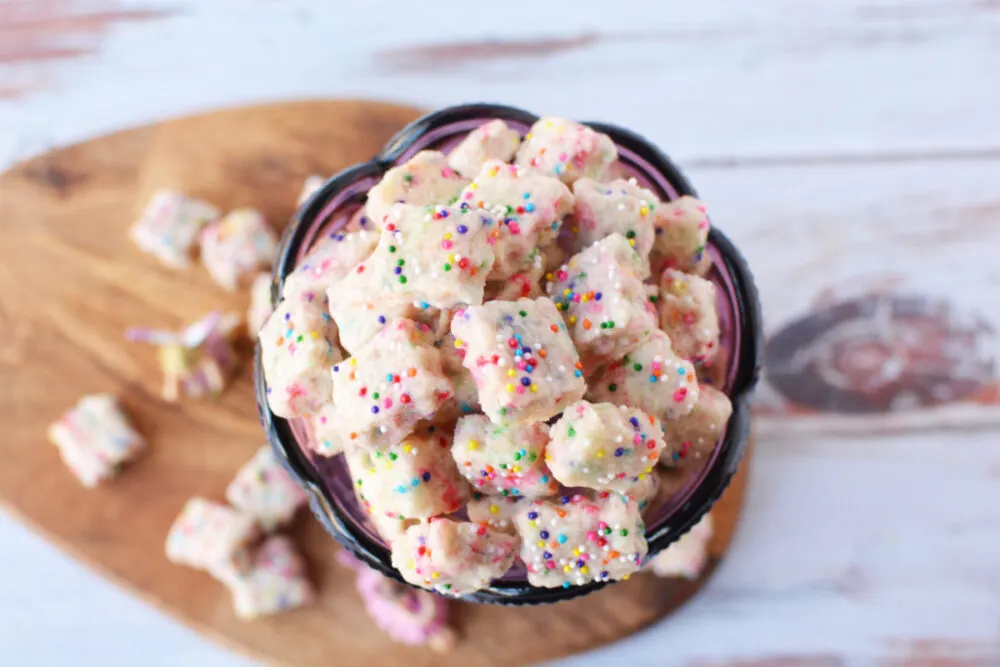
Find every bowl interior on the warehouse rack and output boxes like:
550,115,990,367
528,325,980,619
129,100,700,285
267,110,753,603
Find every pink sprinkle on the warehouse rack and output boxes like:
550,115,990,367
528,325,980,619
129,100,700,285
546,561,556,569
651,362,662,371
516,386,526,395
674,209,685,217
441,240,453,250
597,521,608,531
442,167,456,178
463,191,474,200
383,398,393,409
633,434,642,445
674,388,688,402
572,293,581,302
586,531,598,542
558,152,568,162
509,222,521,235
683,313,697,325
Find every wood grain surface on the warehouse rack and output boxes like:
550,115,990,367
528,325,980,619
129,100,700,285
0,100,750,667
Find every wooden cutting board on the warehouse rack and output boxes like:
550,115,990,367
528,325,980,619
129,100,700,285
0,100,750,667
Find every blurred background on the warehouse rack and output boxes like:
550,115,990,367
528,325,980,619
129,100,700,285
1,1,999,665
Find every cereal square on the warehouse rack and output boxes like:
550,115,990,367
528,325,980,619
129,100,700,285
365,151,468,228
566,178,658,278
652,195,711,275
434,333,482,424
450,297,586,425
660,385,732,468
199,208,278,291
513,494,647,588
546,401,663,493
447,119,522,178
282,229,378,304
222,535,314,619
130,189,219,268
466,493,523,534
659,269,721,366
225,446,308,531
165,498,259,574
452,415,558,498
647,514,713,579
331,318,454,450
515,117,617,184
47,394,145,488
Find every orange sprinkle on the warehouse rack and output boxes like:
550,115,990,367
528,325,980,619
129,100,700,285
538,349,548,359
609,550,620,559
408,367,417,377
349,432,358,440
550,324,559,333
557,510,567,518
574,362,583,370
582,319,592,330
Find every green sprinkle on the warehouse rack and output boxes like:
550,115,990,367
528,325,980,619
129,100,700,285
620,529,629,536
443,583,452,590
397,259,404,266
529,452,537,462
519,310,527,317
297,335,304,342
633,363,643,371
608,383,617,392
388,245,397,253
513,452,522,461
399,275,407,284
501,489,509,497
388,453,398,461
626,230,636,239
568,426,576,437
403,173,413,184
443,263,452,272
373,392,380,399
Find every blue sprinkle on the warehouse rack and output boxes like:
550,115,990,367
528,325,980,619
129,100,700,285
562,582,571,588
511,488,520,495
525,365,534,373
574,370,583,377
411,479,420,487
629,416,640,427
457,224,468,234
649,375,657,383
614,447,625,457
543,551,552,559
332,365,339,373
393,266,402,275
378,315,386,324
678,367,686,375
527,511,538,520
561,495,571,504
540,475,549,483
520,377,531,387
577,560,585,568
595,292,603,301
371,406,380,414
519,449,527,457
540,530,550,539
525,203,535,212
557,534,568,544
522,192,531,200
422,471,431,482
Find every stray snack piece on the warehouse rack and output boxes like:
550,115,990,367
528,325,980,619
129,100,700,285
451,297,586,425
514,494,647,588
225,446,308,531
346,426,468,520
282,229,378,304
587,329,699,422
332,318,454,450
660,385,732,468
47,394,145,487
448,119,522,178
223,535,314,619
566,178,658,278
165,497,259,575
338,549,456,651
659,269,721,366
460,160,573,279
546,401,664,493
127,311,242,402
391,518,518,596
130,189,219,268
199,208,278,291
516,117,617,184
365,151,469,228
647,514,713,579
466,492,523,534
248,272,274,335
652,196,711,275
452,415,557,498
547,234,657,369
259,295,340,418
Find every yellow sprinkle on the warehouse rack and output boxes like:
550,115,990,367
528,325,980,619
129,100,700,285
637,472,645,480
508,369,516,377
449,253,456,262
568,316,577,325
563,288,571,297
537,540,545,548
640,207,649,216
506,383,515,392
432,573,440,579
349,358,357,366
563,565,572,573
468,439,479,450
403,443,412,453
580,566,589,574
526,132,534,140
530,384,538,393
454,338,463,348
622,574,631,581
572,548,580,557
444,232,452,240
311,331,320,339
407,560,415,569
511,466,520,473
470,182,478,190
596,450,604,459
545,273,553,281
490,504,499,514
628,239,636,247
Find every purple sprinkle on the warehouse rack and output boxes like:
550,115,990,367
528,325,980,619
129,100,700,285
595,292,603,301
520,377,531,387
421,471,431,482
371,406,380,414
457,224,468,234
377,315,386,324
527,511,538,520
614,447,624,457
540,530,549,539
543,551,552,559
629,416,640,428
393,266,402,275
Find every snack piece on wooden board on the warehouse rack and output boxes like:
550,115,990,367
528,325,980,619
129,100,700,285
225,446,308,531
199,208,278,291
391,517,519,596
129,189,220,269
515,117,617,184
220,535,314,620
452,415,558,498
165,497,259,576
365,151,468,228
450,297,586,426
282,229,378,305
546,234,658,370
331,318,454,450
297,174,325,206
248,272,274,335
46,394,145,488
566,177,658,279
659,268,721,367
466,492,524,534
513,493,647,588
647,514,713,579
259,295,341,418
586,329,700,422
337,549,456,652
546,401,664,493
127,311,242,402
345,424,468,520
651,195,712,276
459,160,573,280
447,119,522,179
660,385,732,469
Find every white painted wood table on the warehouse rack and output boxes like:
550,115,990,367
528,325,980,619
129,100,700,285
1,1,999,665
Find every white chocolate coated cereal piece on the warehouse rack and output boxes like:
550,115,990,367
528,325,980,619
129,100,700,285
282,229,378,304
566,178,658,279
165,498,259,575
434,333,481,423
391,518,518,596
331,318,454,450
546,401,664,493
329,287,448,356
308,403,345,457
660,385,732,468
514,494,647,588
225,446,308,531
447,119,522,178
659,269,721,366
459,160,573,280
452,415,558,499
586,329,700,422
647,514,713,579
46,394,145,488
222,535,314,619
466,493,523,534
346,425,469,520
652,195,711,276
199,208,278,291
586,471,660,512
248,272,274,335
259,294,341,419
450,297,586,426
483,249,545,302
515,117,617,184
130,189,219,269
546,234,657,369
365,151,468,228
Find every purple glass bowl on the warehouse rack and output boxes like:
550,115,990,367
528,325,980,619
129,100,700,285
255,103,762,606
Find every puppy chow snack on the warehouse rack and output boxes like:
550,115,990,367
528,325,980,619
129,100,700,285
659,268,721,366
515,117,617,184
165,497,259,575
199,208,278,291
447,119,521,178
567,178,658,278
130,189,219,268
660,385,732,468
452,414,557,498
223,535,314,619
46,394,145,487
225,446,308,531
365,151,468,228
